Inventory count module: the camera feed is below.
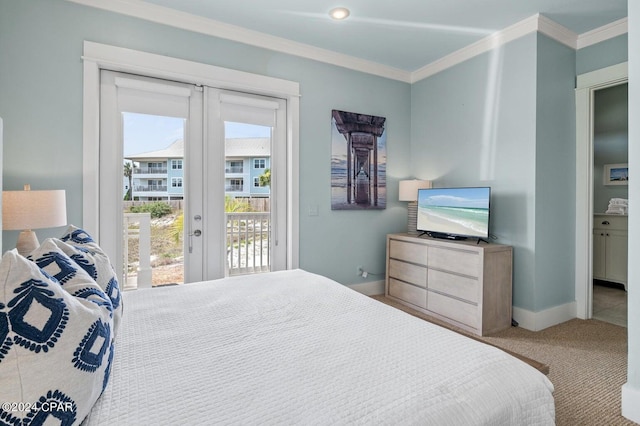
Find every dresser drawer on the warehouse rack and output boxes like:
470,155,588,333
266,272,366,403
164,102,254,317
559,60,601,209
428,269,478,303
389,279,427,309
389,259,427,288
389,239,428,265
427,292,477,328
428,246,479,277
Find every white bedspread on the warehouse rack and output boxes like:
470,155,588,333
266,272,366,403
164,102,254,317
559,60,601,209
84,269,554,425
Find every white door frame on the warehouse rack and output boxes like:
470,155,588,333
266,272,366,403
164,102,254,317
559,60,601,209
82,41,300,271
575,61,628,319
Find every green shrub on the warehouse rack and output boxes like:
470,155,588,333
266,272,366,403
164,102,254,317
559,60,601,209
130,202,173,218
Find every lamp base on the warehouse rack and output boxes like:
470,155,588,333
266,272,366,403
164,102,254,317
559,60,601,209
16,230,39,256
407,201,419,235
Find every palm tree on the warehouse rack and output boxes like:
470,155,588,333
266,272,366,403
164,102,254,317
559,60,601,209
123,161,133,200
259,168,271,188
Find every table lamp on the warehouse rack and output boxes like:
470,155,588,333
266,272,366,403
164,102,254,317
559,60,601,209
3,184,67,256
399,179,431,234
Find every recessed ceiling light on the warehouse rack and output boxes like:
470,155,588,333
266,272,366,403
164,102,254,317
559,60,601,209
329,7,350,21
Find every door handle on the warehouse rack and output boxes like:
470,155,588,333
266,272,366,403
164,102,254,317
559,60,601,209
190,229,202,237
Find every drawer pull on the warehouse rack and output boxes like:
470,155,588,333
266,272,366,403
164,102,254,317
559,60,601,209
602,221,610,225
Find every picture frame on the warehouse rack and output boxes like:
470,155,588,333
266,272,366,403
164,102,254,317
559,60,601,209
330,109,387,210
603,163,628,186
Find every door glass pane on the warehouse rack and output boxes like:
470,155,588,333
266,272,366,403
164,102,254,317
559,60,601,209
224,121,271,276
122,112,186,288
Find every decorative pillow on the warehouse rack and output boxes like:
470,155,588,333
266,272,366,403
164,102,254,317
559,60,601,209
57,225,123,335
0,249,114,425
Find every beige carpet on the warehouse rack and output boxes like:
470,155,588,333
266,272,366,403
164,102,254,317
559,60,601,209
371,295,635,426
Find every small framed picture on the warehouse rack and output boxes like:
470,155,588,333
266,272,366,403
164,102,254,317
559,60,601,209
603,163,628,186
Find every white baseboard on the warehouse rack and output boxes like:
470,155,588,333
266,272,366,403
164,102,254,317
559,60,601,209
347,280,385,296
513,301,577,331
622,383,640,423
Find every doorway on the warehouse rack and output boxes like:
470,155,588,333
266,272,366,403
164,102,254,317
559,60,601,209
575,62,628,320
99,71,287,287
591,83,628,326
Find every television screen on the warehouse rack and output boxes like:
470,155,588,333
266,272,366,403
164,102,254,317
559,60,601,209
417,187,490,239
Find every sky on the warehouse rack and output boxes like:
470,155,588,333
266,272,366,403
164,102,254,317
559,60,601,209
122,112,270,156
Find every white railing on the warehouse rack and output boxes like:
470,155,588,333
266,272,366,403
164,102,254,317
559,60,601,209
226,212,270,276
123,212,152,290
123,212,270,288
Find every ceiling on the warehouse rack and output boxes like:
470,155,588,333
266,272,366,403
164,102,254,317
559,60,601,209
72,0,627,79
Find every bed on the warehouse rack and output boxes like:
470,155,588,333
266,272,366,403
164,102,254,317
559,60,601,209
82,269,554,425
0,227,553,425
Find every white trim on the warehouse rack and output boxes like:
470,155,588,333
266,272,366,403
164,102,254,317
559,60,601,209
68,1,627,84
574,62,628,320
512,302,577,332
82,41,300,98
622,384,640,422
347,280,385,296
576,62,628,89
68,0,411,83
537,14,578,48
82,41,300,270
412,14,576,83
578,18,628,50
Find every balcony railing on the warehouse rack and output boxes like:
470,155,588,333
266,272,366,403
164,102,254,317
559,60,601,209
225,185,244,192
225,167,244,173
124,211,270,289
226,212,270,276
134,167,168,174
134,185,168,192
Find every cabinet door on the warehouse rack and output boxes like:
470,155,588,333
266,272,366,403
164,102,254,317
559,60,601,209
592,230,607,280
606,229,628,283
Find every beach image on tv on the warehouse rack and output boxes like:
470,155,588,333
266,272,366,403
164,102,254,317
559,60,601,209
417,188,490,237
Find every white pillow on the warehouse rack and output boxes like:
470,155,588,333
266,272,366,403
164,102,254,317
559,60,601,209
0,249,114,425
57,225,123,334
28,239,115,330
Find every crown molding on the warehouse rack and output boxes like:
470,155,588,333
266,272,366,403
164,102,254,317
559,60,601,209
411,14,577,83
577,17,628,49
66,1,627,85
537,14,578,49
66,0,412,83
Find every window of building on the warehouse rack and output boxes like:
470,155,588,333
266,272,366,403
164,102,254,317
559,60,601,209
254,158,266,169
171,159,183,170
172,177,183,188
226,160,243,173
228,178,243,192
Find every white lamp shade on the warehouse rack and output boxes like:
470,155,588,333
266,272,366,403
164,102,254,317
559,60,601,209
3,189,67,230
399,179,432,202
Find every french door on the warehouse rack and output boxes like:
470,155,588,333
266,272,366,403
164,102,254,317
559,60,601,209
99,71,286,287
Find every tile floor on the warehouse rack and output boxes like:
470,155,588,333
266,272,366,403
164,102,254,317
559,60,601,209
592,281,627,327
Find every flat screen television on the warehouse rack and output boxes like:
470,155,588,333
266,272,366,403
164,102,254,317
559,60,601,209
417,187,491,240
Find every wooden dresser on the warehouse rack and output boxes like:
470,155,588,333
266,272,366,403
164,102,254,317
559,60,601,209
385,233,513,336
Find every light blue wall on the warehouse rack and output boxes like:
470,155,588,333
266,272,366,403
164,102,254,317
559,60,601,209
411,34,540,310
0,0,411,285
576,34,628,75
534,34,577,310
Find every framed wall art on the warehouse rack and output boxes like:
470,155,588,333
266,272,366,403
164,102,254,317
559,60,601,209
330,109,387,210
603,163,628,186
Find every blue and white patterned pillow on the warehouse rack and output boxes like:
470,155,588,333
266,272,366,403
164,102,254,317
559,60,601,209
0,249,114,425
56,225,123,335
